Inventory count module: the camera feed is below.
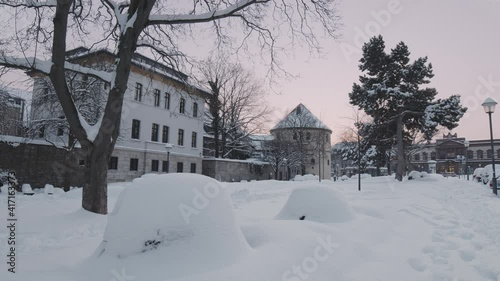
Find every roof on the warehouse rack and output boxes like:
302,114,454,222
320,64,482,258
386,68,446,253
271,103,331,132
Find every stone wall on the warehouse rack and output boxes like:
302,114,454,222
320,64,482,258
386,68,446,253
0,140,84,189
202,158,274,182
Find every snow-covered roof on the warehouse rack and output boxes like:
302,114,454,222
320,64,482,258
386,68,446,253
272,104,331,132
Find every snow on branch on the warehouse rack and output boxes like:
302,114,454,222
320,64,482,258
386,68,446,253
0,55,112,82
0,56,52,74
148,0,268,25
0,0,57,8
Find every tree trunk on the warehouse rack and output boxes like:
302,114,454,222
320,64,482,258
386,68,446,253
396,114,405,181
82,146,109,214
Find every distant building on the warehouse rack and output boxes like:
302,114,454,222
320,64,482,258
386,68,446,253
409,133,500,175
331,132,500,177
270,104,332,180
0,90,26,137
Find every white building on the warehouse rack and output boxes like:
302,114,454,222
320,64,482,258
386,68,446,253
31,48,208,182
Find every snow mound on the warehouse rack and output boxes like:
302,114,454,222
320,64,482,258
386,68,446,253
44,184,54,194
96,173,250,262
350,173,372,179
22,184,34,194
408,170,423,180
294,174,319,181
275,185,354,223
341,175,349,181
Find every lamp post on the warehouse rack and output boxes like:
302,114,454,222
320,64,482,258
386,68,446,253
165,143,173,173
283,158,288,181
464,140,469,180
482,97,498,195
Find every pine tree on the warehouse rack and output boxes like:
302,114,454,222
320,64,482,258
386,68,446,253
349,36,467,181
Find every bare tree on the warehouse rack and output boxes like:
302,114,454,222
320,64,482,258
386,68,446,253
199,56,271,159
0,0,340,214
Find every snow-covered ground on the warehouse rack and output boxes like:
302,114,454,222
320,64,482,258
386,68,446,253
1,174,500,281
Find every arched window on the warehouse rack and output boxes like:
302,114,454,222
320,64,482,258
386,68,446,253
487,149,493,159
414,154,420,161
477,150,484,159
422,152,428,161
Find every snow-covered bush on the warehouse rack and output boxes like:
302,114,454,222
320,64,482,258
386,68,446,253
95,173,250,262
420,171,429,178
275,185,354,223
408,170,423,180
22,184,34,194
350,173,372,179
293,174,319,182
340,175,349,181
44,184,54,194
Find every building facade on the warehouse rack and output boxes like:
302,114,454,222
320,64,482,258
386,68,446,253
0,90,26,137
30,48,207,183
409,133,500,176
270,104,332,180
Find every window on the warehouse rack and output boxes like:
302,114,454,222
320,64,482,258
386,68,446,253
311,158,315,164
151,123,159,142
162,161,169,172
306,132,311,141
191,132,197,148
498,149,500,159
79,160,85,166
467,150,474,159
190,163,196,173
162,126,169,143
192,102,198,117
154,89,160,107
131,119,141,139
178,129,184,146
487,149,493,159
57,127,64,136
431,152,436,160
293,132,298,140
108,157,118,170
414,154,420,161
180,98,185,114
164,93,170,109
151,160,159,172
177,162,184,173
422,152,428,161
130,158,139,171
135,83,142,101
477,150,484,159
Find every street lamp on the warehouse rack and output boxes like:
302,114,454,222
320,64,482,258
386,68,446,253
482,97,498,195
464,140,469,180
165,143,173,173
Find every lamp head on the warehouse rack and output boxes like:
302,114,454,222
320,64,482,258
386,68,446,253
482,97,497,114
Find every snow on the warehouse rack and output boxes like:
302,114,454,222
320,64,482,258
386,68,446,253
22,184,33,194
275,185,354,223
1,175,500,281
408,170,423,180
44,184,54,194
293,174,319,181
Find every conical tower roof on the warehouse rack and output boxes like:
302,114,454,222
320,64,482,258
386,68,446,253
272,104,331,132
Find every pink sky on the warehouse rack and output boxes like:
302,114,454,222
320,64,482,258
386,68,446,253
2,0,499,144
264,0,500,143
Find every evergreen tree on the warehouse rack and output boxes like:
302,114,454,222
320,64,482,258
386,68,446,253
349,36,467,181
